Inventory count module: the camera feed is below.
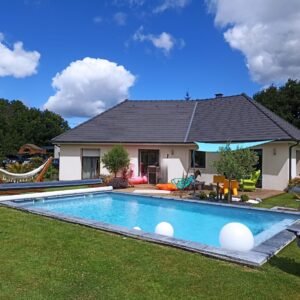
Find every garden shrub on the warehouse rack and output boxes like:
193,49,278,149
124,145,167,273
198,191,208,200
240,194,249,202
209,191,217,200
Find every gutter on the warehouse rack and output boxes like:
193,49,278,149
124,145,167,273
289,141,300,181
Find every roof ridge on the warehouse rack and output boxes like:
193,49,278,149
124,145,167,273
126,94,243,102
243,94,296,140
52,99,128,142
184,102,198,142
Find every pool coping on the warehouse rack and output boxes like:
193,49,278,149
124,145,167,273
1,190,299,267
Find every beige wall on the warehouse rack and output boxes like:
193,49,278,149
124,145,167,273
58,143,194,182
59,145,82,180
199,142,299,190
58,142,298,191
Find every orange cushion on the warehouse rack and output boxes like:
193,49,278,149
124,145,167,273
156,183,178,191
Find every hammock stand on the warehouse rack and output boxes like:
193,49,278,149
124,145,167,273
0,157,53,183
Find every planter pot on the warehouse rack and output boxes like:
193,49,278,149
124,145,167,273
109,177,128,189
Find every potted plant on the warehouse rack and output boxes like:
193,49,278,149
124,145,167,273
102,145,130,189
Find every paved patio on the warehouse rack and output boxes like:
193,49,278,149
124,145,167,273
118,184,283,200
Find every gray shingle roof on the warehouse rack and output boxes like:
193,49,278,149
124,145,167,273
53,94,300,144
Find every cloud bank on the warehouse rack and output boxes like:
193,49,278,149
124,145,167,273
0,33,40,78
206,0,300,84
44,58,136,118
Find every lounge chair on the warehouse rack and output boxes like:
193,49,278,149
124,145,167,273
171,175,194,190
239,170,261,191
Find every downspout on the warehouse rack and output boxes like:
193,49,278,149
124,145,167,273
289,141,299,181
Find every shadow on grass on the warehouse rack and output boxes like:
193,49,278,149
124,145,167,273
269,256,300,277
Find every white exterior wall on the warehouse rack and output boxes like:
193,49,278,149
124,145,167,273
59,145,82,180
58,142,298,190
59,144,194,182
199,142,298,191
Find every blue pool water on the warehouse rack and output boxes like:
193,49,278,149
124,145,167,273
22,192,298,248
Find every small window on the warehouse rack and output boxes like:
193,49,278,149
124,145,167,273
190,150,206,168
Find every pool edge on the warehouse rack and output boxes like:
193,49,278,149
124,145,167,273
1,191,299,267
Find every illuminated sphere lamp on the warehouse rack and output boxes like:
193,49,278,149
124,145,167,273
155,222,174,237
219,222,254,252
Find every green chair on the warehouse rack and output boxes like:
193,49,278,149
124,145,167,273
240,170,261,191
171,175,194,190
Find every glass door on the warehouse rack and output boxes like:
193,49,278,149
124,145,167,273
296,150,300,177
253,149,262,188
139,150,159,176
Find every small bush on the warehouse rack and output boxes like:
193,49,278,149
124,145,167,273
198,192,207,200
240,194,249,202
44,165,59,181
209,191,217,200
288,177,300,189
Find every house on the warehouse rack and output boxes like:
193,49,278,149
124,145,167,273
18,144,47,156
52,94,300,191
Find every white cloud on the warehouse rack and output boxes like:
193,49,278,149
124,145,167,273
113,12,127,26
153,0,190,13
43,58,136,118
0,33,40,78
112,0,145,8
206,0,300,84
133,26,184,55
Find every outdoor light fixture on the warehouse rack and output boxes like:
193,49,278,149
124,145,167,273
155,222,174,237
219,222,254,252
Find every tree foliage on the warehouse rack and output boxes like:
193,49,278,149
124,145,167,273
102,145,130,178
253,79,300,129
213,146,258,201
0,99,69,160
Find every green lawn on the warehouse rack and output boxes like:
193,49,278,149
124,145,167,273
0,207,299,299
256,193,300,210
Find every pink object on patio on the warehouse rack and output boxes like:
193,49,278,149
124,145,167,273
128,176,148,185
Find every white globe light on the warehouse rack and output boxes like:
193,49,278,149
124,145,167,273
219,222,254,252
133,226,141,231
155,222,174,237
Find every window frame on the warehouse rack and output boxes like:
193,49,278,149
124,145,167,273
190,150,206,169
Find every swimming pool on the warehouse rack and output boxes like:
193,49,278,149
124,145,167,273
2,191,299,266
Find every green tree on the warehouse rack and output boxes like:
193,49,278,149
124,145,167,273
213,146,258,202
102,145,130,178
253,79,300,129
0,98,69,161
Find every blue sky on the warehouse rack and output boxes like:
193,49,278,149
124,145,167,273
0,0,299,126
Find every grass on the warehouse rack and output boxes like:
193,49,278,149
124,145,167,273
0,206,299,299
256,193,300,210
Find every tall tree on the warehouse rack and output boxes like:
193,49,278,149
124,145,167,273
0,98,69,160
253,79,300,129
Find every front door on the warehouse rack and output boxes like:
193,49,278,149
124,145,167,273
139,149,159,176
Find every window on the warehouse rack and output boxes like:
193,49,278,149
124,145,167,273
82,149,100,179
190,150,206,168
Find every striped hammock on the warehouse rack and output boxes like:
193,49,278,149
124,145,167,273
0,158,50,183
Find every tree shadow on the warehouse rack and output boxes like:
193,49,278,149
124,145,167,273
269,256,300,277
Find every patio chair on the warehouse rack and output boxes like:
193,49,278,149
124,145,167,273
220,180,239,196
239,170,261,191
171,175,194,190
